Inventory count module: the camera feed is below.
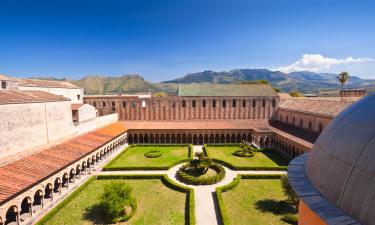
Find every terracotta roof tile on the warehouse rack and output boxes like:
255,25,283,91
0,90,70,104
71,103,84,110
279,99,354,117
0,122,127,204
18,78,80,89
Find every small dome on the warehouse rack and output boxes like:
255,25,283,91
306,94,375,224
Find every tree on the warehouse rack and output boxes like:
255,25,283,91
193,152,212,174
281,177,299,212
100,181,134,223
337,71,350,101
233,140,255,157
289,91,303,97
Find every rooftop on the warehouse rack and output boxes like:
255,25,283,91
18,78,80,89
0,122,127,204
178,83,278,97
279,99,354,117
122,119,271,131
0,74,17,81
0,90,70,105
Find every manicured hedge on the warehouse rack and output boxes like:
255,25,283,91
36,177,96,225
215,174,287,225
177,164,226,185
102,158,191,171
144,150,162,158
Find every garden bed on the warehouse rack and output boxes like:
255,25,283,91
104,145,192,170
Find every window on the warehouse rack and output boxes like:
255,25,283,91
192,100,196,108
172,102,176,108
212,100,216,107
1,81,6,89
182,100,186,108
222,99,226,107
232,99,236,107
103,101,106,107
77,94,80,100
112,102,116,111
123,101,126,108
318,123,323,133
252,100,256,107
202,100,206,108
262,99,265,107
242,100,246,107
93,101,96,107
112,102,115,107
272,99,276,107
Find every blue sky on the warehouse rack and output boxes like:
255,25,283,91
0,0,374,81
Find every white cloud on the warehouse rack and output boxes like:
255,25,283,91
276,54,373,73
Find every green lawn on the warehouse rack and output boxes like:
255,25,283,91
105,145,189,170
206,146,287,169
41,179,187,225
221,179,297,225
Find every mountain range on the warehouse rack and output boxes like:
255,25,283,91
32,69,375,95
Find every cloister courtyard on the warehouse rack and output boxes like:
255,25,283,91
35,144,296,225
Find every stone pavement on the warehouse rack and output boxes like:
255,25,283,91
99,145,287,225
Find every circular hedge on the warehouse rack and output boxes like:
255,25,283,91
144,150,162,158
233,150,255,158
177,163,226,185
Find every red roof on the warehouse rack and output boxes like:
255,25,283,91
0,90,69,104
71,103,84,110
0,122,127,204
122,120,270,131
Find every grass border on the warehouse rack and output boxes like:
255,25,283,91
37,174,195,225
215,174,286,225
203,144,288,171
103,145,193,171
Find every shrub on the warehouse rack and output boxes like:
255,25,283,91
144,150,162,158
282,214,298,224
177,163,226,185
99,181,136,223
281,177,299,211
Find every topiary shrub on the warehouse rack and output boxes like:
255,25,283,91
177,163,226,185
144,150,162,158
99,181,136,223
232,140,256,157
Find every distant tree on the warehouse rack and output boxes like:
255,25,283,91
240,80,269,84
281,177,299,212
273,87,281,93
289,91,303,97
100,181,134,223
337,71,350,101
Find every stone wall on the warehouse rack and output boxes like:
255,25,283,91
95,113,119,128
0,101,75,159
84,96,279,120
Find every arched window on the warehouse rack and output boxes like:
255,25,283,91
242,100,246,107
93,101,96,107
318,123,323,133
212,100,216,107
252,99,256,107
262,99,266,107
272,99,276,107
192,100,196,108
122,101,126,108
102,101,106,107
202,100,206,107
182,100,186,107
222,99,226,107
232,99,236,107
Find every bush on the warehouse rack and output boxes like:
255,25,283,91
177,163,226,185
99,181,136,223
144,150,162,158
282,214,298,224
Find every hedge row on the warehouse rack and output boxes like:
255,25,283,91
130,144,189,147
98,174,195,225
103,158,191,171
215,174,287,225
36,177,96,225
177,164,226,185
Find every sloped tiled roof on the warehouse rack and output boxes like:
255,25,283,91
18,78,80,89
178,83,278,97
0,90,70,104
279,99,354,117
0,122,127,204
122,119,270,131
